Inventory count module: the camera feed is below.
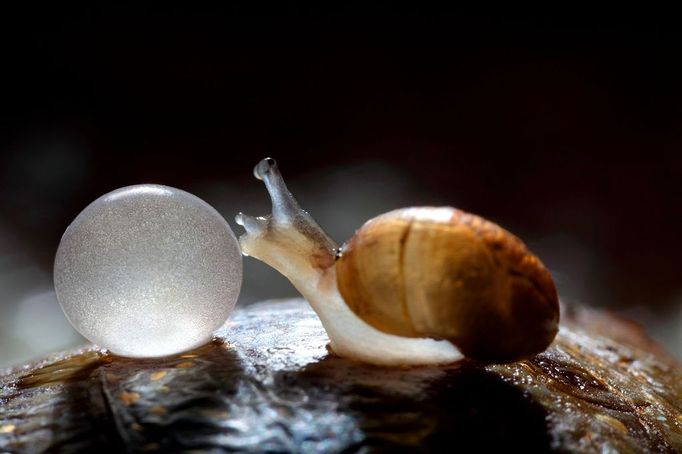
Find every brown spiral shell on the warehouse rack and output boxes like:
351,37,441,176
335,207,559,363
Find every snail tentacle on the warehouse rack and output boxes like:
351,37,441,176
253,157,303,223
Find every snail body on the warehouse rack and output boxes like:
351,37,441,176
236,158,559,366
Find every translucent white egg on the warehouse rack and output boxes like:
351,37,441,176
54,184,242,357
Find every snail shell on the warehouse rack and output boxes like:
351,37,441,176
336,207,559,362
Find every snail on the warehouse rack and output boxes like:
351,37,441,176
236,158,559,366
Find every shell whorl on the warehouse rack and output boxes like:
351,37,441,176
336,207,559,363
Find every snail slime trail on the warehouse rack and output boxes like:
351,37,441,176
236,158,559,366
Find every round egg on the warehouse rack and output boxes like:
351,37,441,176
54,184,242,357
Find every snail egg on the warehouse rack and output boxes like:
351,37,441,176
54,184,242,357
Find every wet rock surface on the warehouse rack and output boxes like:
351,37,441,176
1,299,681,453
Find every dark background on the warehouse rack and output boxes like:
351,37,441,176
1,6,681,365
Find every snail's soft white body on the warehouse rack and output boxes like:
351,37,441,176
236,158,463,366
